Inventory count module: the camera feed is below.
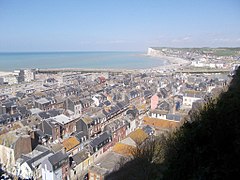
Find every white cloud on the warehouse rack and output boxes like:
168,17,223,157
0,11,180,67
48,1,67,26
182,36,191,40
213,38,230,42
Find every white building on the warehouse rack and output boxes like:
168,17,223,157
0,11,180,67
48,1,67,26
183,92,202,107
41,151,69,180
16,145,53,179
2,75,18,85
23,69,35,82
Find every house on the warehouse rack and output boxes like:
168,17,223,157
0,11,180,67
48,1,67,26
88,165,108,180
17,106,31,118
0,100,17,115
92,94,107,107
70,149,93,180
128,90,140,102
102,104,123,121
38,111,51,120
74,131,88,151
90,115,104,135
158,100,172,112
0,113,23,125
15,91,26,99
80,98,94,113
112,142,135,157
16,145,53,179
62,136,80,156
96,76,106,84
89,132,112,158
183,91,203,107
150,93,160,110
125,116,137,136
113,128,148,156
0,128,33,174
143,116,180,132
54,96,65,109
38,119,61,141
127,128,148,145
76,116,94,138
65,96,82,118
149,109,168,119
159,87,170,98
35,97,56,111
166,114,182,122
41,151,69,180
26,88,35,95
104,119,127,146
143,90,152,100
142,125,155,136
88,151,124,180
51,114,77,138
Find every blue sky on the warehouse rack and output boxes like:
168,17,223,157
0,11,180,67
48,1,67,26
0,0,240,51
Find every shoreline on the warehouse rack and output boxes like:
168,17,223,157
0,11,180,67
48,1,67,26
143,53,191,71
0,53,191,74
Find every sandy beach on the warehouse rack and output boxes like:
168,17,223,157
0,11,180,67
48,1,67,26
0,71,14,76
145,54,191,71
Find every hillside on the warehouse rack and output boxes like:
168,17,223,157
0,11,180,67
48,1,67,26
149,47,240,57
107,67,240,180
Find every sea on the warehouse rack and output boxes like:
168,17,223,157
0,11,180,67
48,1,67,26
0,51,168,71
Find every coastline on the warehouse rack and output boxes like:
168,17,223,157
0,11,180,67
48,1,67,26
0,52,190,74
144,53,191,71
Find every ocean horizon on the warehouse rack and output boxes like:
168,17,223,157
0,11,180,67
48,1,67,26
0,51,168,71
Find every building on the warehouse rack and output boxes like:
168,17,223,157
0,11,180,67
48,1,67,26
0,128,33,174
16,145,53,179
38,119,61,141
89,132,112,159
35,97,56,111
62,136,80,156
51,114,77,138
41,151,69,180
2,74,18,85
104,119,127,146
65,96,82,118
70,149,93,180
183,91,203,107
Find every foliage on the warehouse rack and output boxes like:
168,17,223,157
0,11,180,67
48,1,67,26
163,67,240,179
107,67,240,180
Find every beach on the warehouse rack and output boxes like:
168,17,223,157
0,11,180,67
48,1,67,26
144,53,191,71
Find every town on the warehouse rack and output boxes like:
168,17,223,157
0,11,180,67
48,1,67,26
0,48,239,180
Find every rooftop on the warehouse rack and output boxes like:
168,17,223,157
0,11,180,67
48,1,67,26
112,142,135,157
143,116,180,129
62,136,80,152
127,128,148,144
52,114,72,125
35,97,50,104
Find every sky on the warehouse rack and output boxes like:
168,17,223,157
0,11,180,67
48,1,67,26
0,0,240,51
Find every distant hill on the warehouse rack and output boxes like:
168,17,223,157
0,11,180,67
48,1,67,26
106,67,240,180
149,47,240,57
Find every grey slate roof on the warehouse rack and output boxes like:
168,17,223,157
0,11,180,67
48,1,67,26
48,151,68,166
71,149,89,165
90,132,111,147
166,114,181,121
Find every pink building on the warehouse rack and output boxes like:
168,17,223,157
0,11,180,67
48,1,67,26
151,94,159,110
